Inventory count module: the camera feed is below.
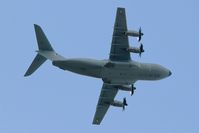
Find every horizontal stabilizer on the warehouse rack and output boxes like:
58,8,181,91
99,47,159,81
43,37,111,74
24,54,46,77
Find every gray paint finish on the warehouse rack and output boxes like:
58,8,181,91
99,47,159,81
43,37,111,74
24,7,171,125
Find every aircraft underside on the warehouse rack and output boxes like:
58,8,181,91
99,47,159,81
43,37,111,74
24,7,171,125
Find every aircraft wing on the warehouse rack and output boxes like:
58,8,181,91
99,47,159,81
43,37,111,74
92,83,118,125
109,7,131,61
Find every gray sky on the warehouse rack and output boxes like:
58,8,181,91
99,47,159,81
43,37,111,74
0,0,199,132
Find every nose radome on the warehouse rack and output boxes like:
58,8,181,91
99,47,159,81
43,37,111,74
168,71,172,76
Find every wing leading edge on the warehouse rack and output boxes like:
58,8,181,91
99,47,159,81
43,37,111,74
92,83,118,125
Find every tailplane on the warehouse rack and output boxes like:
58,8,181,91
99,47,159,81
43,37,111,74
24,54,47,76
24,24,65,77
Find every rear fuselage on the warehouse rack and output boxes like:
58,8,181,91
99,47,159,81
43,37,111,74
52,58,171,85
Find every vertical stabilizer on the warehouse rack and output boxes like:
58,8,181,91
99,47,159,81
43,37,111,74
34,24,54,51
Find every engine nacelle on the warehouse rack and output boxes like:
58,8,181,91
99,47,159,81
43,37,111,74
111,100,123,107
117,85,136,96
125,30,140,37
125,28,144,41
111,98,128,110
126,43,144,57
126,47,141,53
117,85,132,91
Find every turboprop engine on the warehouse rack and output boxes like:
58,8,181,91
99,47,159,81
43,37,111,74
116,85,136,95
126,43,144,57
111,98,128,110
125,27,144,41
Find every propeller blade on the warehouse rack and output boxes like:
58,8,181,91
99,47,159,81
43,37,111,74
122,105,125,111
138,27,144,42
131,85,136,96
139,43,144,57
122,97,128,111
138,27,142,42
140,43,143,51
131,89,134,96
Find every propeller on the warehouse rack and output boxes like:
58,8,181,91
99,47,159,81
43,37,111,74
131,85,136,96
122,97,128,111
138,27,144,42
139,43,144,57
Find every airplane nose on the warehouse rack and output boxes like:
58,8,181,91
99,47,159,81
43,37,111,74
168,71,172,76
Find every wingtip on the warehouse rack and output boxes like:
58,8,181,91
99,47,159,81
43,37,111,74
117,7,125,10
34,24,41,29
24,72,30,77
92,119,101,125
92,122,100,125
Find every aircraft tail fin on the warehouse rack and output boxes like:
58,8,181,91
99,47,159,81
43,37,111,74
24,24,65,77
34,24,54,51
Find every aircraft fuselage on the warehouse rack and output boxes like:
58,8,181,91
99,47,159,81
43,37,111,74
52,58,171,85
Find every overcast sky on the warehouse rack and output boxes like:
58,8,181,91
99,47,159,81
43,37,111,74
0,0,199,133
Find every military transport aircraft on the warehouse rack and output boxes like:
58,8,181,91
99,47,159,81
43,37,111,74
24,7,171,125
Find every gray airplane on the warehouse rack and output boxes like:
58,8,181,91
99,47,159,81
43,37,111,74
24,7,171,125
